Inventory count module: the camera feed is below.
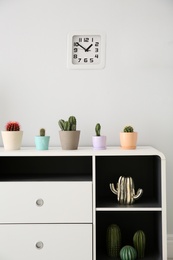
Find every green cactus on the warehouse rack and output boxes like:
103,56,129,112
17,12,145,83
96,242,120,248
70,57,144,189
95,123,101,136
133,230,146,259
58,116,77,131
68,116,76,130
106,224,121,258
120,245,137,260
40,128,45,136
123,126,134,132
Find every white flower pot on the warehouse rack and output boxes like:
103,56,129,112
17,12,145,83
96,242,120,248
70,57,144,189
1,131,23,150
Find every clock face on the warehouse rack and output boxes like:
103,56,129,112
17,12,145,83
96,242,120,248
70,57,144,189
67,32,106,69
72,35,101,65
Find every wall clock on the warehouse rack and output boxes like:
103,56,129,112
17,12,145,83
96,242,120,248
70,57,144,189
67,31,106,69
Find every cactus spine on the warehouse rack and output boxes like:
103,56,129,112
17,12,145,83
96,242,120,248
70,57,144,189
133,230,146,258
106,224,121,258
40,128,45,136
58,116,77,131
95,123,101,136
6,121,20,131
120,245,137,260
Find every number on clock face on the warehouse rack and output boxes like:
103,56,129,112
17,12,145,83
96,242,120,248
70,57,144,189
72,35,101,65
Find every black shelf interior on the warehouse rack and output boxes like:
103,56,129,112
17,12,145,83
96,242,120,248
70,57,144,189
96,211,162,260
0,156,92,181
96,155,161,207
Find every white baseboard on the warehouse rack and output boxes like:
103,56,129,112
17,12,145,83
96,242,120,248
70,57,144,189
168,234,173,258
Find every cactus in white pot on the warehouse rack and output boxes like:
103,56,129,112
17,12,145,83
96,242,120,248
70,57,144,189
1,121,23,150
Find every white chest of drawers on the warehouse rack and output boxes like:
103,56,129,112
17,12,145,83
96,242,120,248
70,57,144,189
0,146,167,260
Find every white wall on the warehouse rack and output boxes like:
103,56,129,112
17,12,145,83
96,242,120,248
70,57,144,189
0,0,173,246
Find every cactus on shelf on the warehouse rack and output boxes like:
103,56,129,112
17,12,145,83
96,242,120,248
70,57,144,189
58,116,77,131
110,176,143,205
133,230,146,259
40,128,45,136
106,224,121,258
95,123,101,136
5,121,20,131
123,126,134,132
120,245,137,260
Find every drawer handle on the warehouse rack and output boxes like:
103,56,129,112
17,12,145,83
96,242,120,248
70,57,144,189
36,198,44,207
36,241,44,249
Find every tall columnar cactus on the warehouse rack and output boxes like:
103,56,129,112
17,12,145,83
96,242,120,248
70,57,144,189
133,230,146,259
110,176,143,204
6,121,20,131
106,224,121,258
58,116,77,131
95,123,101,136
120,245,137,260
68,116,76,130
123,126,134,132
40,128,45,136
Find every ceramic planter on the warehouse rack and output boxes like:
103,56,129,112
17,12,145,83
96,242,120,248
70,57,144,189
120,132,138,150
59,130,80,150
1,131,23,150
92,136,106,150
35,136,50,150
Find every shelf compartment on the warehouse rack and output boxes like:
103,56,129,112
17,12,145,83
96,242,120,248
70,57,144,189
0,156,92,181
96,155,161,208
96,211,162,260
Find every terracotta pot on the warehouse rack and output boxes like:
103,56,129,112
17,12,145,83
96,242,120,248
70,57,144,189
92,136,106,150
59,131,80,150
120,132,138,150
1,131,23,150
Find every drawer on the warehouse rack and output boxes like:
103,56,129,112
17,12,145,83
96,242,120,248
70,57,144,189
0,182,92,223
0,224,92,260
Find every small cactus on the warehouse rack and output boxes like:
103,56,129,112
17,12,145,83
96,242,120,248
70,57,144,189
133,230,146,258
106,224,121,258
40,128,45,136
120,245,137,260
58,116,77,131
95,123,101,136
123,126,134,132
5,121,20,131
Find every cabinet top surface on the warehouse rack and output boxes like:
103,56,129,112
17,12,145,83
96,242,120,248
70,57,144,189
0,146,165,159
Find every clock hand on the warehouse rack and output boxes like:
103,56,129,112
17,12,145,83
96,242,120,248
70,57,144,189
76,43,87,51
85,44,93,52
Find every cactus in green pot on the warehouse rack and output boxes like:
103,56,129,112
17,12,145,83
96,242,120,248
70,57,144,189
133,230,146,258
106,224,122,258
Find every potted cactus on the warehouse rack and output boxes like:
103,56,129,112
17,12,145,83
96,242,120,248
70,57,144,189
35,128,50,150
92,123,106,150
1,121,23,150
120,125,138,150
58,116,80,150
